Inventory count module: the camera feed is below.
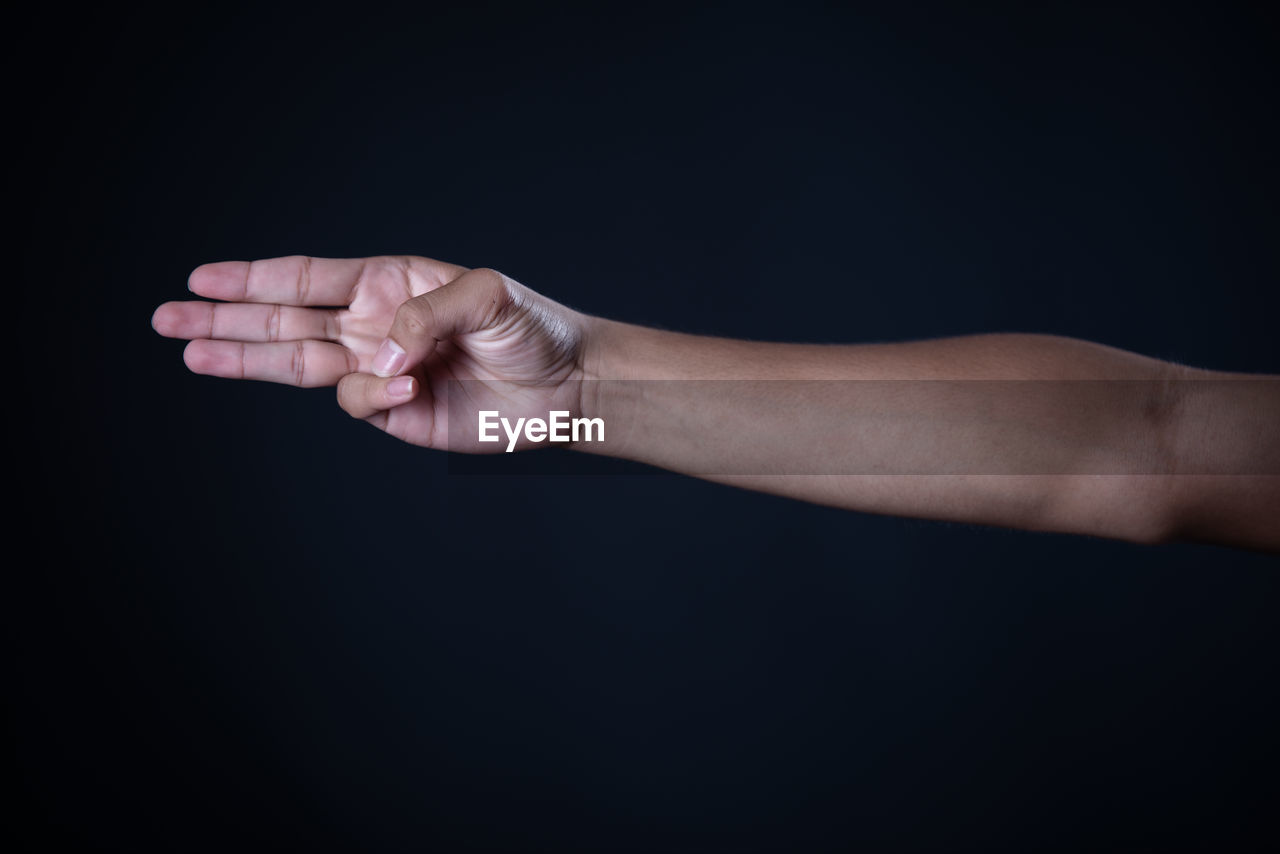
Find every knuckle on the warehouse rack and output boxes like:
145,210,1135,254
295,255,313,304
471,268,514,322
388,254,418,273
369,255,413,291
470,267,507,296
396,298,435,339
265,304,282,341
291,340,306,386
468,267,512,307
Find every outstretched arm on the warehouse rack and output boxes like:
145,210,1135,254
576,321,1280,550
153,256,1280,551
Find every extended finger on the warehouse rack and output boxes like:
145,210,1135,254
152,301,338,342
188,256,370,306
183,339,357,387
335,372,418,419
187,255,472,306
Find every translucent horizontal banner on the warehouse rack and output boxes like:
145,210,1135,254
444,379,1280,476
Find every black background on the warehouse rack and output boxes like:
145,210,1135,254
11,2,1280,851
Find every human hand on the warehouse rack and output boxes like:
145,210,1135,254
152,256,594,450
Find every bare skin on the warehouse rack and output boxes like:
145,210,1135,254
152,256,587,450
152,255,1280,551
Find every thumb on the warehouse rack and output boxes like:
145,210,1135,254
370,267,511,377
336,372,418,420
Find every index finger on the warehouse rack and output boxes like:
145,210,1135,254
188,256,370,306
189,254,475,306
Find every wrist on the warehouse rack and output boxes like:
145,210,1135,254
578,315,632,382
572,315,647,458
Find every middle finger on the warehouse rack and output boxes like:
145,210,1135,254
152,300,340,343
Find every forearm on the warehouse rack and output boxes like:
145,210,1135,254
577,319,1280,548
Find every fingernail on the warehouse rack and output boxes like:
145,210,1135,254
387,376,414,398
372,338,406,377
